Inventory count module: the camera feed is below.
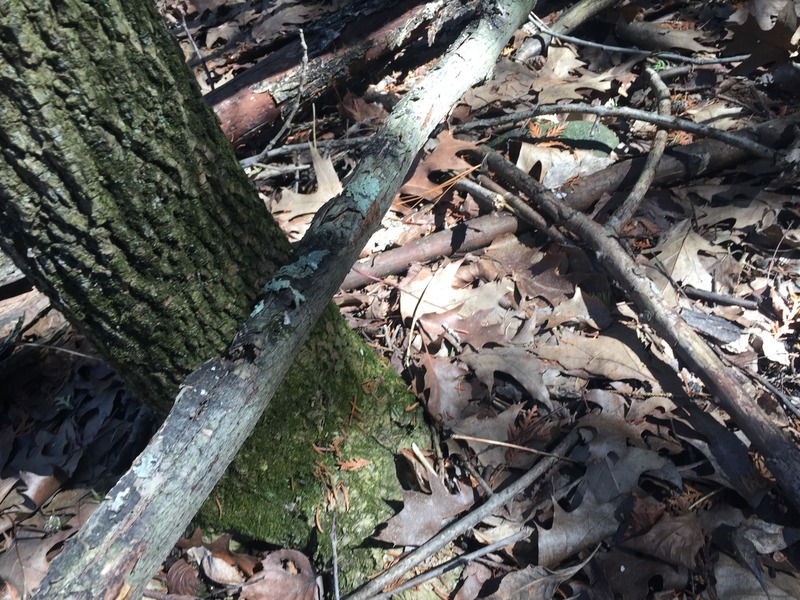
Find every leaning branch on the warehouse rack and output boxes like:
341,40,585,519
607,66,670,231
477,146,800,509
34,1,538,598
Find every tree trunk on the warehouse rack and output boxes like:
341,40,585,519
0,0,291,412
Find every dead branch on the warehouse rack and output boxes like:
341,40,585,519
344,429,582,600
208,1,475,146
476,146,800,509
607,66,670,231
562,115,800,211
517,0,620,61
249,29,309,162
525,16,750,66
342,117,797,292
373,527,530,599
461,103,779,159
341,212,524,290
32,2,538,597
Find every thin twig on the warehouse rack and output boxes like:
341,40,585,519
19,342,101,361
253,150,350,180
404,275,436,367
755,376,800,420
453,178,566,242
177,10,214,90
369,528,531,600
474,176,566,242
244,136,373,167
456,457,494,498
683,286,760,310
241,29,309,167
709,344,800,420
516,0,620,62
252,162,313,179
451,434,581,463
411,442,437,476
656,64,718,81
331,511,340,600
459,104,778,160
452,178,505,211
608,67,670,231
342,429,581,600
527,16,750,66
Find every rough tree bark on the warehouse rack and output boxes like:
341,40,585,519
2,0,536,597
0,0,290,412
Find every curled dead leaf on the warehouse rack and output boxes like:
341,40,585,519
240,549,319,600
166,558,201,596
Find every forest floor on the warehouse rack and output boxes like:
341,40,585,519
2,0,800,598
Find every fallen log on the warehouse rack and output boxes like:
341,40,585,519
207,0,475,145
562,115,800,211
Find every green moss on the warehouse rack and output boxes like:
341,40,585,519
196,304,430,590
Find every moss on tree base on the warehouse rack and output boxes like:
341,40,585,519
196,303,429,590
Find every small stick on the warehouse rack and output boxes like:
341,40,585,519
331,511,340,600
453,179,567,242
517,0,620,62
244,136,373,167
451,434,581,463
527,16,750,66
607,67,670,231
683,286,759,310
708,343,800,420
456,457,494,498
177,10,214,90
19,342,101,362
369,528,531,600
342,429,581,600
242,29,310,167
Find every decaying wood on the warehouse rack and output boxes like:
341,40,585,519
477,146,800,509
208,1,475,145
33,1,538,597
